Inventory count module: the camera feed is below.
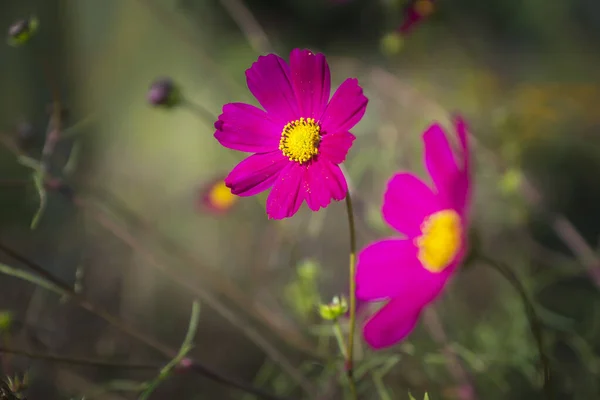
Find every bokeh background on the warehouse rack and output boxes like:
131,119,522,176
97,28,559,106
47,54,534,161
1,0,600,399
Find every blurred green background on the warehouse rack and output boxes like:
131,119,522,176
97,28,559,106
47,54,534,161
1,0,600,399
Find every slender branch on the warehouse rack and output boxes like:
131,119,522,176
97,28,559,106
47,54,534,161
344,194,358,399
31,43,63,176
216,0,273,54
0,242,289,400
478,255,552,398
0,346,159,370
181,97,218,127
0,179,28,186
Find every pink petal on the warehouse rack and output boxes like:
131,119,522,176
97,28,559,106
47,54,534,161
303,161,331,211
266,163,306,219
289,49,331,119
214,103,281,153
321,160,348,201
382,173,440,238
225,152,287,196
320,78,368,134
423,124,461,204
246,54,300,124
319,131,356,164
453,116,470,171
363,297,422,349
356,239,430,301
452,116,471,214
303,159,348,211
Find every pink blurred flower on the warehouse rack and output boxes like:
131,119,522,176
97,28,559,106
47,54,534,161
355,117,472,349
214,49,368,219
398,0,436,35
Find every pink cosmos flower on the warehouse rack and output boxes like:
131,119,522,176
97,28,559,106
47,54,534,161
355,116,471,349
214,49,368,219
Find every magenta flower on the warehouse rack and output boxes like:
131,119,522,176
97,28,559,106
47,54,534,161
214,49,368,219
355,117,471,349
398,0,436,35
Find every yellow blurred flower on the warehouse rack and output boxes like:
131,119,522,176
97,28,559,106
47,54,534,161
198,177,238,215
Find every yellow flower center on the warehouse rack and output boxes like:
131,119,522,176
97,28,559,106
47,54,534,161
415,209,462,273
208,181,237,210
414,0,435,17
279,117,321,164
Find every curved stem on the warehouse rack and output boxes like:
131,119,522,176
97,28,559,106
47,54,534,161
345,194,358,398
181,97,217,127
0,346,159,370
478,255,552,398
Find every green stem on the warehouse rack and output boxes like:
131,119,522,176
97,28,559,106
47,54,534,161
478,255,552,398
333,320,348,360
345,194,358,398
182,97,217,127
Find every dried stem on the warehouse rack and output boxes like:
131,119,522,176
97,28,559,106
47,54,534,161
216,0,273,54
0,346,159,370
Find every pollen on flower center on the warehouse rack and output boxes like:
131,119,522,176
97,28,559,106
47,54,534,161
279,117,321,164
415,209,462,273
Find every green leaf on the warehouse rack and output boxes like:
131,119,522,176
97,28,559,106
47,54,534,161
30,172,47,230
63,140,82,176
0,262,66,297
16,155,41,171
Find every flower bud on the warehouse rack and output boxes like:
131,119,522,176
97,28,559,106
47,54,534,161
498,168,523,196
7,16,39,47
147,78,181,108
380,32,405,56
319,296,348,321
297,259,319,282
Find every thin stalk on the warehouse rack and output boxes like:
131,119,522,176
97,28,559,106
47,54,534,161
0,346,159,370
344,194,358,399
333,320,348,360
